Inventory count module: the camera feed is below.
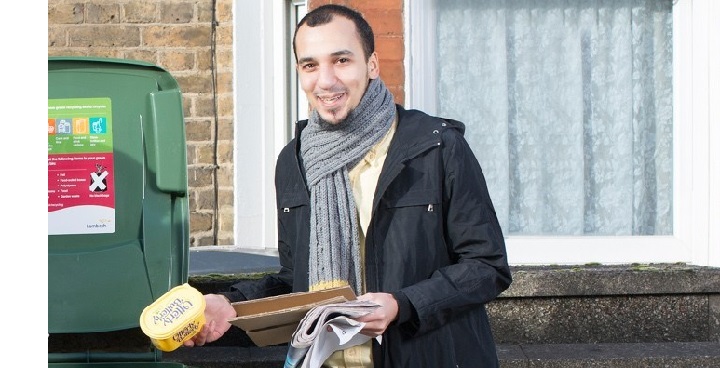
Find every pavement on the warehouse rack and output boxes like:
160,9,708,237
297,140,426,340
188,247,281,275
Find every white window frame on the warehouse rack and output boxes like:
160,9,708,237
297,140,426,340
231,0,290,253
404,0,720,266
290,1,309,131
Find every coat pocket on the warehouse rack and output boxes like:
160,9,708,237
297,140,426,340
277,192,308,213
384,188,439,209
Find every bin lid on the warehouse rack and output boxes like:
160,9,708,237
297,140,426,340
48,57,189,335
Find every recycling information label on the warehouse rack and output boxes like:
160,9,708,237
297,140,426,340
48,98,115,235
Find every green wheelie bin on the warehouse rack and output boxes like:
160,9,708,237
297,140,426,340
48,57,191,367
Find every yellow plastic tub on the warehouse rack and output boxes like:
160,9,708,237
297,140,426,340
140,283,206,352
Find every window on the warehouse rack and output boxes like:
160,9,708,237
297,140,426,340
406,0,719,265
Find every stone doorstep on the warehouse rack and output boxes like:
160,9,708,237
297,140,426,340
489,264,720,345
500,264,720,298
164,342,720,368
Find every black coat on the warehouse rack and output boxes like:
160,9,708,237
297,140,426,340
229,105,512,367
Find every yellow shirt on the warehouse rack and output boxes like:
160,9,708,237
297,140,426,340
322,118,397,368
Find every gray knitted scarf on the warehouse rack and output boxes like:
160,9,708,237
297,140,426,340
300,78,395,294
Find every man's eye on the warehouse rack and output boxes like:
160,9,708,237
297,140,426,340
337,58,349,64
302,63,316,70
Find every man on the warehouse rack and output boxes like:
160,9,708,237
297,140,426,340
185,4,512,367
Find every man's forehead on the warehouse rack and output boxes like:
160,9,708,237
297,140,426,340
295,17,362,52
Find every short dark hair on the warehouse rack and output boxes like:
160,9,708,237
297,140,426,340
292,4,375,62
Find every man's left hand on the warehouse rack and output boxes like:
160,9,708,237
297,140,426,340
355,292,399,337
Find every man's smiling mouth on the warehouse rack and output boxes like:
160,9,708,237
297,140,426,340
318,94,344,104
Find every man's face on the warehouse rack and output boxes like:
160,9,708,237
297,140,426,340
294,16,379,125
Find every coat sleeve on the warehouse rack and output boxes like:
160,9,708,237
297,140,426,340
394,125,512,336
220,232,294,302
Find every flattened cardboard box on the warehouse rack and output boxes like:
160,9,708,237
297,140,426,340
228,285,356,346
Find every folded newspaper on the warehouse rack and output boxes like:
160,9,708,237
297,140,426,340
283,299,381,368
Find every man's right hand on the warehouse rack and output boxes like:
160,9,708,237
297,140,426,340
183,294,236,347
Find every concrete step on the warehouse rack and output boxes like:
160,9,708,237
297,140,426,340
487,264,720,345
163,341,720,368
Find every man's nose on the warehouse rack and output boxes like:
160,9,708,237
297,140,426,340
316,64,337,88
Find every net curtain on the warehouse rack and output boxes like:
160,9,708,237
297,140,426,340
435,0,673,236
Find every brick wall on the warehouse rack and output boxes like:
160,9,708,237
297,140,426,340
48,0,404,248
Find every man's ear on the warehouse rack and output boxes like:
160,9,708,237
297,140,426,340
367,52,380,79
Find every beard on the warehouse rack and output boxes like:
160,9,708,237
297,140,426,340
316,106,355,129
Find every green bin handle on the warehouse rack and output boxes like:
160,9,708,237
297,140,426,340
148,90,187,194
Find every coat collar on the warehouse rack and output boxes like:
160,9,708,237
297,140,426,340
292,105,465,155
288,105,466,196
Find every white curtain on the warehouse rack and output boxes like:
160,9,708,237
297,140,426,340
434,0,673,236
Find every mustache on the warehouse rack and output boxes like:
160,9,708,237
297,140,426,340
313,88,347,96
